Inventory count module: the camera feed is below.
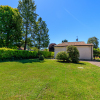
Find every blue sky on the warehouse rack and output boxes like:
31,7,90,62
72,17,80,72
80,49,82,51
1,0,100,47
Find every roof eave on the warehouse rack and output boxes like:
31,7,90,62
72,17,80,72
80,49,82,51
55,45,94,47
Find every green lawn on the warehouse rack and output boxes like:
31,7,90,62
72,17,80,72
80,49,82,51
0,59,100,100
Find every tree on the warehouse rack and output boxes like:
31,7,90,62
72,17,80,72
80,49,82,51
87,37,99,49
0,5,22,48
62,39,68,43
49,43,56,52
17,0,37,50
32,17,49,49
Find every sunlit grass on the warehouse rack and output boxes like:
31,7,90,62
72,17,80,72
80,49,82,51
0,59,100,100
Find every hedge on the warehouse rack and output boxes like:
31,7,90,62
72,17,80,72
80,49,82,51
0,48,54,61
38,51,54,58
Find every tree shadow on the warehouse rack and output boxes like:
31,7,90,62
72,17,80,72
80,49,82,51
0,58,45,64
74,62,86,65
57,61,86,65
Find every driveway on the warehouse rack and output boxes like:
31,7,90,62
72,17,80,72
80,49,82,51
81,60,100,67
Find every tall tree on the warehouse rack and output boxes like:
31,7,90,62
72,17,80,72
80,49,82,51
17,0,37,50
32,17,49,49
62,39,68,43
0,5,22,48
87,37,99,49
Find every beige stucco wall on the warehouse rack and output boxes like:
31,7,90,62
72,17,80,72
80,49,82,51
76,46,93,60
54,47,67,58
54,46,93,60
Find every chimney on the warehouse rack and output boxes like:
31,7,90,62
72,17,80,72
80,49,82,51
76,36,78,41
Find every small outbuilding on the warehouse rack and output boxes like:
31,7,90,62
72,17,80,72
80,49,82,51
54,42,93,60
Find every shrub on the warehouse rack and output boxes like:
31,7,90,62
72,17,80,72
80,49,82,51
30,47,38,52
38,51,54,58
0,48,54,61
44,48,49,51
39,55,44,60
0,48,38,61
93,48,100,60
66,45,79,63
55,51,69,62
51,52,54,58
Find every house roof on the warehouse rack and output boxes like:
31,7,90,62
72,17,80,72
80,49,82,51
18,47,28,50
55,42,93,47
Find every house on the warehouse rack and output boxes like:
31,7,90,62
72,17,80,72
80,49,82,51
18,45,30,50
18,47,25,50
18,47,28,50
54,42,93,60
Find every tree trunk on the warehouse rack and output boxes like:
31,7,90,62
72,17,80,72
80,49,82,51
24,22,28,50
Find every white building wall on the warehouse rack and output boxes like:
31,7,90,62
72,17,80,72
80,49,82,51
76,46,93,60
54,47,66,58
54,46,93,60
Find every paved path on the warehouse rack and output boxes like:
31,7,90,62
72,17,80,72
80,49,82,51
81,60,100,67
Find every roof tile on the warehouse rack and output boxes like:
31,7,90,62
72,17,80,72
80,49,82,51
55,42,93,47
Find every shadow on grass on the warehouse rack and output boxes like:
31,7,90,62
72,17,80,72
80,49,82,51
0,58,45,64
57,61,86,65
74,62,86,65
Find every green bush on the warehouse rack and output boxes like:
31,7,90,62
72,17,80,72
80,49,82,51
38,51,54,58
55,51,69,62
0,48,37,61
30,47,38,52
93,48,100,59
51,52,54,58
39,55,44,60
0,48,54,61
66,45,79,63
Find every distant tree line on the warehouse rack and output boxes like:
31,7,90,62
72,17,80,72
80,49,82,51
62,39,68,43
87,36,99,49
87,36,99,59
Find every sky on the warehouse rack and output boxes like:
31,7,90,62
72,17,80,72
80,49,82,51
1,0,100,47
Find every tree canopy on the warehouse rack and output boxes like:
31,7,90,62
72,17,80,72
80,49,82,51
0,1,50,50
87,37,99,49
32,17,49,49
49,43,56,52
17,0,37,50
62,39,68,43
0,5,22,48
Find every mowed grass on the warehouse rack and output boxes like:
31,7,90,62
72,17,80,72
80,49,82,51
0,59,100,100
